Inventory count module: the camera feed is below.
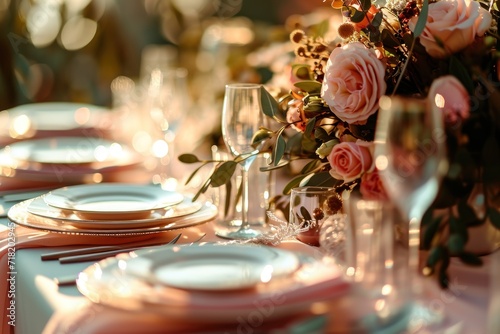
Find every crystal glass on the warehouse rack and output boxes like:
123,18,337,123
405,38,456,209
216,83,267,240
374,95,448,326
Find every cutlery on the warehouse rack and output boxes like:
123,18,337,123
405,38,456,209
58,233,183,264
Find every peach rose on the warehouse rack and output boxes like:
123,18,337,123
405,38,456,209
360,170,388,200
327,140,374,182
409,0,492,59
428,75,470,126
321,42,386,125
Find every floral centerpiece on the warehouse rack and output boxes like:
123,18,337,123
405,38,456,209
180,0,500,287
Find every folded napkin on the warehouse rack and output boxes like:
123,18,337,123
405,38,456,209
0,223,198,334
42,240,350,334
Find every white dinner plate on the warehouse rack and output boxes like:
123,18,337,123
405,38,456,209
4,136,127,165
126,243,300,291
8,198,217,235
75,244,348,323
26,195,203,229
0,102,108,132
43,184,184,220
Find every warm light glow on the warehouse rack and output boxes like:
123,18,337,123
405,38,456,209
260,265,273,283
152,139,169,158
11,115,32,136
434,93,445,108
60,16,97,50
375,155,388,171
27,4,61,47
93,145,109,162
74,107,91,125
381,284,392,296
132,131,153,154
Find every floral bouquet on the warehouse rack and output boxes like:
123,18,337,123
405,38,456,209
180,0,500,287
250,0,500,287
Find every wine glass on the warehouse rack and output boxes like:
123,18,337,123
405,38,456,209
374,95,448,327
216,83,267,240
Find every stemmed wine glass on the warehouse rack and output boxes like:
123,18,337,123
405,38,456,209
374,95,448,324
216,83,266,240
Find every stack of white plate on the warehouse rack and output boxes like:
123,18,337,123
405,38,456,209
7,183,218,235
0,103,145,188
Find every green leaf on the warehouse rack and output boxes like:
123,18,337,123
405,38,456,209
193,178,211,201
360,0,371,11
302,171,341,187
260,86,280,118
304,117,316,138
314,127,330,142
272,134,286,166
294,80,322,94
300,206,312,221
426,246,444,268
457,201,479,226
371,11,382,28
449,214,468,242
283,174,308,195
488,207,500,229
252,128,273,147
300,159,323,174
349,8,366,23
178,153,201,163
459,252,483,266
447,233,465,255
210,161,238,187
412,0,428,38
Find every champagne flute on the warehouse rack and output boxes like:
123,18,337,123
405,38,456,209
374,95,448,325
216,83,266,240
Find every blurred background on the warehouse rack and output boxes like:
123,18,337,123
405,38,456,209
0,0,332,189
0,0,327,110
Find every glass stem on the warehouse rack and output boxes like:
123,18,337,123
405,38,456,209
408,216,422,294
240,166,250,229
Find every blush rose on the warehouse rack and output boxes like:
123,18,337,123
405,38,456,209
327,140,374,182
360,170,388,200
428,75,470,126
321,42,386,125
409,0,492,59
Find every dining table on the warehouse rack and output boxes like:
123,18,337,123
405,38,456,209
0,102,498,334
0,198,497,334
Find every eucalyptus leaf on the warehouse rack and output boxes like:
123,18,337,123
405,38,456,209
210,161,238,187
273,134,286,166
361,0,371,11
283,174,308,195
350,8,366,23
260,86,280,118
447,233,465,255
223,180,232,218
178,153,201,163
459,252,483,266
252,128,273,147
412,0,428,38
294,80,322,94
300,206,312,221
426,246,444,267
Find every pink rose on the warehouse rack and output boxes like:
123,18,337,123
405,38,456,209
409,0,492,59
321,42,387,125
360,170,388,200
328,140,374,182
428,75,470,126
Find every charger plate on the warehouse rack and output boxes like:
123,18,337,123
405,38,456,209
8,198,216,235
26,195,203,229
